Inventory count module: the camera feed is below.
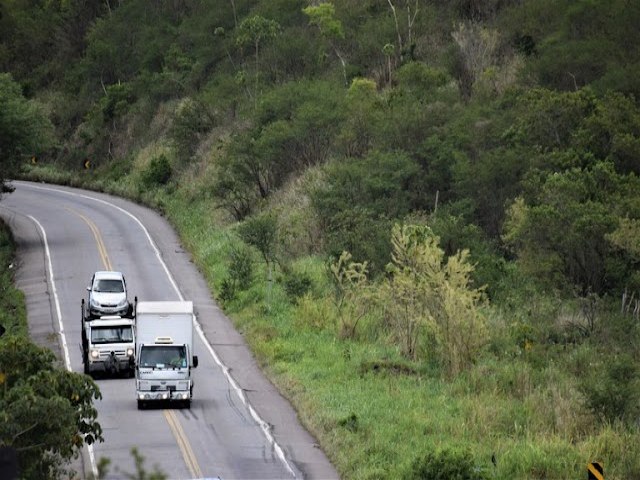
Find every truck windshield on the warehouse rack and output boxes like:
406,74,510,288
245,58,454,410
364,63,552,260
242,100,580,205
94,279,124,293
139,346,187,368
91,326,133,344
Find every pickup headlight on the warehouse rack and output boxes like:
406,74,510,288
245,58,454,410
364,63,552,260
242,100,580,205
90,349,99,359
126,348,134,356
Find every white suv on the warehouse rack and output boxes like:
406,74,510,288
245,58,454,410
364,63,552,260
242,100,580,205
86,271,130,318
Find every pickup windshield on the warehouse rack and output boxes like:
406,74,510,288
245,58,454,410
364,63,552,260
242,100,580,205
91,326,133,344
139,345,187,368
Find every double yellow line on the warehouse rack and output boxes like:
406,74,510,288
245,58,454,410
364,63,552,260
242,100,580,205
164,410,203,478
68,207,112,270
69,207,203,478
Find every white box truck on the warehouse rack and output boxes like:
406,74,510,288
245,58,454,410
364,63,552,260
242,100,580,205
134,301,198,409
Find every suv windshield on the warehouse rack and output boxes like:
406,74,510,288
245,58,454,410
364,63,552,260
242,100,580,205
91,326,133,344
95,279,125,293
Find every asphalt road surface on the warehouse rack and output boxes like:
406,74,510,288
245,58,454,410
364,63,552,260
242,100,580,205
0,181,339,480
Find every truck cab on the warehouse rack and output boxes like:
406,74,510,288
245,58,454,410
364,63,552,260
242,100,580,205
82,316,136,377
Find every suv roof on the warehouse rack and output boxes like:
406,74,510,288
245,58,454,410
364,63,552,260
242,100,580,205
93,271,125,280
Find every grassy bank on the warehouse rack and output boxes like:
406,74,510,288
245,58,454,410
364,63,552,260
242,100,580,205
16,167,640,479
0,221,27,337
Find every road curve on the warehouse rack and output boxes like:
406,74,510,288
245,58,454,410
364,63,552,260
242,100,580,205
0,181,339,480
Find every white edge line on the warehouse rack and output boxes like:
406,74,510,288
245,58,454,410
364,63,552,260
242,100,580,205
27,214,99,478
20,182,298,479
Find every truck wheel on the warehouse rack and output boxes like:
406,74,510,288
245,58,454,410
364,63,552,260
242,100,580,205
83,353,90,375
137,400,145,410
184,399,191,409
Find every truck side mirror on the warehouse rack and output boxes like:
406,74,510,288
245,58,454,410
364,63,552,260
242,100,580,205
193,356,198,368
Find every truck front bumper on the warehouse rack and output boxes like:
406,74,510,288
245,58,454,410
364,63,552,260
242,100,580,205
136,389,191,402
88,356,133,373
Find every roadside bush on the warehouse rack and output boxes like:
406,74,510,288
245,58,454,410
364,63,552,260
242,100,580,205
406,447,489,480
280,269,312,303
141,154,172,187
218,243,255,304
580,353,640,424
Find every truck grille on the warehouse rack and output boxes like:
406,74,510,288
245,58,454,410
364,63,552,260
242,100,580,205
98,350,127,358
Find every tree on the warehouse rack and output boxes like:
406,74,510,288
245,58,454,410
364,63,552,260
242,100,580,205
381,224,487,376
0,335,103,479
311,151,420,273
503,161,640,294
303,3,348,85
0,73,54,198
235,15,281,106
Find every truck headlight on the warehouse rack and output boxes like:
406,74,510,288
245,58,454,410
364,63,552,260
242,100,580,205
90,350,99,359
126,348,134,356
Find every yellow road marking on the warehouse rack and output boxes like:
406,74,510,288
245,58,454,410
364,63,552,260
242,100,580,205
164,410,203,479
66,207,112,270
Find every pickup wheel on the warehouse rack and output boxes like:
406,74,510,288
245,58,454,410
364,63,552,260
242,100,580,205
83,353,90,375
137,400,145,410
183,399,191,409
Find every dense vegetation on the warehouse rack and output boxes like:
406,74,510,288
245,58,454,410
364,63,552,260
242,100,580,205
2,0,640,478
0,224,103,479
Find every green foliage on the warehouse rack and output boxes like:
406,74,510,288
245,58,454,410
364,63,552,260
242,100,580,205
219,242,256,304
96,447,167,480
6,1,640,478
0,224,26,337
503,161,640,294
213,80,345,211
237,212,278,266
380,224,488,373
169,98,215,161
580,353,640,424
406,448,489,480
99,82,135,122
236,15,282,52
330,251,370,339
302,3,344,40
141,154,172,187
312,151,420,273
281,269,312,304
0,73,54,194
0,335,103,479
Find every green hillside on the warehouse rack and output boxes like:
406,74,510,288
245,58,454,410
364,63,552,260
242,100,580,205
2,0,640,478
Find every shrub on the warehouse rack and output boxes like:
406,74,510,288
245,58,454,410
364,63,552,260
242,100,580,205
407,448,489,480
281,269,312,303
580,353,640,424
141,154,172,187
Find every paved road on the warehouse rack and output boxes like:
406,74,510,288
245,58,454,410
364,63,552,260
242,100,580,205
0,181,339,480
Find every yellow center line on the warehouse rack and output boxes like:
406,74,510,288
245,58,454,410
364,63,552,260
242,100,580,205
66,207,112,270
164,410,203,479
66,207,203,477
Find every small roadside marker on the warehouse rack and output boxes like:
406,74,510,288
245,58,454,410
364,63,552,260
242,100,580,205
588,461,603,480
